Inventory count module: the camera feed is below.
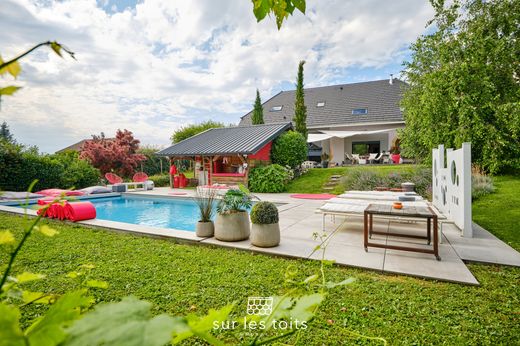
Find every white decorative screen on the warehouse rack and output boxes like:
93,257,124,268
432,143,473,237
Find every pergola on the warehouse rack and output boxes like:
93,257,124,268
156,123,292,187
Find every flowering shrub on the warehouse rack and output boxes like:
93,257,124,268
248,164,292,193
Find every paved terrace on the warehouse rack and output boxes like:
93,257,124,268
2,187,519,285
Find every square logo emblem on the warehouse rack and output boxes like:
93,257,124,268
247,297,273,316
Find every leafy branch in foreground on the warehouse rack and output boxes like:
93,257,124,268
0,41,75,102
252,0,306,29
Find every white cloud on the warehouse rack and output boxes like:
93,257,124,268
0,0,434,152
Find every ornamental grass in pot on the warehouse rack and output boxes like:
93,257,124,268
194,189,217,237
214,186,253,241
250,201,280,247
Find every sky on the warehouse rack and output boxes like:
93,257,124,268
0,0,435,153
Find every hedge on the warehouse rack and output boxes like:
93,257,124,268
0,142,100,191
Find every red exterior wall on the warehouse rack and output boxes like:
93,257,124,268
249,142,272,161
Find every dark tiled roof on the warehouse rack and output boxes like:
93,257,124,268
55,138,115,153
239,79,406,127
156,122,292,157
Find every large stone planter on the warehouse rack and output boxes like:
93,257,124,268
214,211,250,241
251,223,280,247
195,221,214,237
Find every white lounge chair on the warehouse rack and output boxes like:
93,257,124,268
368,153,378,164
345,153,357,164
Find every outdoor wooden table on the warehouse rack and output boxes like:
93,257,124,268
364,204,441,260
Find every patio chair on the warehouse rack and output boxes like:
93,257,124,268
105,173,123,185
368,153,378,164
345,153,356,164
133,172,149,182
374,152,383,163
351,154,361,164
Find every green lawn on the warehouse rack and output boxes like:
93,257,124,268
286,165,422,194
473,175,520,251
1,209,519,344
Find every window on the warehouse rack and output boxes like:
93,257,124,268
270,105,283,112
352,141,380,155
352,108,368,115
316,101,325,107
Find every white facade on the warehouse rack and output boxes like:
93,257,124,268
310,123,404,164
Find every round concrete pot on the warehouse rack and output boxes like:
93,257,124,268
251,223,280,247
195,221,214,237
214,211,250,241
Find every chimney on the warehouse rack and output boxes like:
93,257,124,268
389,74,394,85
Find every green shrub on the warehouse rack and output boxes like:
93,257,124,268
271,131,307,169
216,188,253,214
248,164,291,193
250,201,279,224
472,172,495,200
55,151,101,189
148,174,170,187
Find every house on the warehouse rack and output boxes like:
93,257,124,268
239,78,406,165
55,138,115,154
156,122,292,186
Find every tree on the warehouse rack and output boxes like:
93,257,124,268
400,0,520,174
293,60,308,140
252,89,264,125
80,129,146,177
0,121,14,143
171,120,225,143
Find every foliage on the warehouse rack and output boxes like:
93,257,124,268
195,189,216,222
341,167,432,199
251,89,264,125
80,130,145,178
0,42,74,107
170,120,224,144
136,146,169,176
252,0,306,29
293,60,308,139
1,212,519,344
248,164,291,193
0,121,14,143
400,0,520,173
472,166,495,200
250,201,279,224
53,151,101,189
216,185,254,214
389,137,400,155
147,174,170,187
271,131,308,169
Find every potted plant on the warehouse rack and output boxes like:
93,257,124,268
194,189,216,237
214,185,253,241
390,138,401,164
320,152,330,168
250,202,280,247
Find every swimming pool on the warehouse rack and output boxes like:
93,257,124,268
87,196,226,231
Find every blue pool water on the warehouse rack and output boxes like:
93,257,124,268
89,196,218,231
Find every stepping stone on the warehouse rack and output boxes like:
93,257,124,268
330,175,341,179
322,187,335,191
